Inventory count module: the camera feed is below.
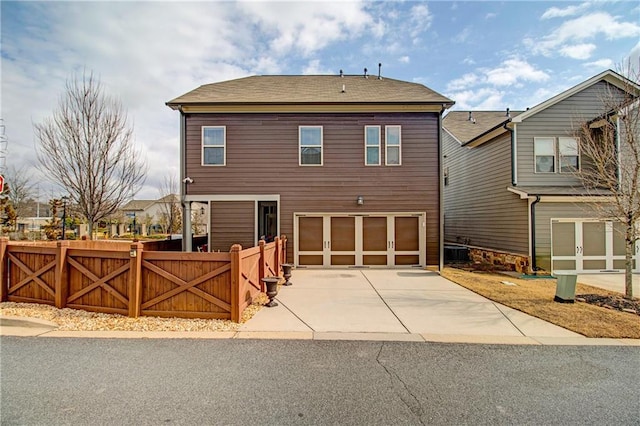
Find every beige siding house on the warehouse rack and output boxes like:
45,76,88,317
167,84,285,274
167,73,453,268
444,69,639,274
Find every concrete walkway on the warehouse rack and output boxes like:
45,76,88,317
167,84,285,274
578,273,639,295
2,269,638,345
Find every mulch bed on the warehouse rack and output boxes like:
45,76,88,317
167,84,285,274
577,294,640,316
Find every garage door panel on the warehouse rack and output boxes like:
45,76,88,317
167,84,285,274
331,217,355,251
395,255,420,266
363,255,387,265
363,217,387,251
552,222,575,257
299,217,323,252
299,255,323,265
583,222,606,256
395,217,419,251
331,255,355,266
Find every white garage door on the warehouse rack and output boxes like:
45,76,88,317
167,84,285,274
295,213,426,267
551,219,639,273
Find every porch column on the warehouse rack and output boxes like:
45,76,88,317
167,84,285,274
183,202,192,252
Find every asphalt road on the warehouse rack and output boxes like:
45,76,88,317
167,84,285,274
1,338,638,425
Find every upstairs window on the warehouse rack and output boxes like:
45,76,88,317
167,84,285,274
202,126,226,166
559,137,579,173
534,137,555,173
299,126,323,166
385,126,402,165
365,126,381,165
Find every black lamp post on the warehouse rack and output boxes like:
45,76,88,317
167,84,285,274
61,196,69,240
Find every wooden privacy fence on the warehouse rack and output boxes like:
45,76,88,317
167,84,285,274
0,236,287,322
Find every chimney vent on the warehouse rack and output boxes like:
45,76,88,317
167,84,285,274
340,69,344,77
378,63,382,80
364,67,368,78
506,108,510,117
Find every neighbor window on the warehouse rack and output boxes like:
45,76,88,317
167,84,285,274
202,126,226,166
299,126,323,165
559,137,579,173
385,126,401,165
365,126,381,165
534,137,555,173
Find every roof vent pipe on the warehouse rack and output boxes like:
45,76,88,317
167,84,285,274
364,67,368,78
468,111,476,124
340,69,344,77
378,63,382,80
506,108,510,117
342,84,346,93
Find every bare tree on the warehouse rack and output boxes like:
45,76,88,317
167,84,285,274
35,72,147,238
157,174,182,236
574,64,640,299
4,165,35,223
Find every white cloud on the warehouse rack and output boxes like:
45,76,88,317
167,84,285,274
453,27,471,44
399,56,410,64
485,13,497,20
528,12,640,57
447,87,505,110
239,2,375,57
541,2,591,19
302,59,333,75
409,3,432,37
559,43,596,60
583,58,614,69
484,58,550,87
447,73,479,91
462,57,476,65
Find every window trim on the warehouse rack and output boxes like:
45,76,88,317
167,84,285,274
385,125,402,166
534,137,556,174
298,125,323,166
364,125,381,166
558,137,580,173
201,126,226,166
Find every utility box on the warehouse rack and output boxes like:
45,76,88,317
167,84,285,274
554,274,578,303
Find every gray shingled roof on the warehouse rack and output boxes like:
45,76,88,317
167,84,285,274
443,110,523,144
167,75,454,107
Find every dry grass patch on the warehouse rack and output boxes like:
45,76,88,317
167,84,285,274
441,267,640,339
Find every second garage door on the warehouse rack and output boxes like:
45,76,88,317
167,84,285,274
295,213,426,267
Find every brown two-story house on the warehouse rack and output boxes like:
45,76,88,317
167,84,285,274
167,73,453,268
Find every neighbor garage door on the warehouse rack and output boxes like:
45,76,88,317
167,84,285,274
295,213,425,267
551,219,639,273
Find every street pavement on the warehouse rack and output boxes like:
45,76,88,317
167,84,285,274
1,269,639,345
1,337,639,425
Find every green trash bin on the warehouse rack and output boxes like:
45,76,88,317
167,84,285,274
554,274,577,303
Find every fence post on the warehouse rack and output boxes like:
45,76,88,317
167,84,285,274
0,237,8,302
258,239,266,292
128,242,143,318
230,244,242,323
54,240,70,308
281,234,287,265
274,236,281,278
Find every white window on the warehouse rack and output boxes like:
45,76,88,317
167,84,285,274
534,137,555,173
202,126,226,166
559,137,579,173
385,126,401,165
365,126,381,165
299,126,323,166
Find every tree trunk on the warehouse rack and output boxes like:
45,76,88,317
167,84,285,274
625,224,634,299
87,222,94,240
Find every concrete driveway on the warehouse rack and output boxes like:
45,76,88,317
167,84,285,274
578,273,639,295
240,269,587,343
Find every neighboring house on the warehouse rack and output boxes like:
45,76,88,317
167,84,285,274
118,194,203,236
443,69,639,274
167,73,454,267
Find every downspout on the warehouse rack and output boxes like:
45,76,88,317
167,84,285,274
438,110,444,272
530,195,541,273
179,109,190,251
506,122,517,186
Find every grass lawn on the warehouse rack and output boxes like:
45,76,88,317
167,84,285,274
441,267,640,339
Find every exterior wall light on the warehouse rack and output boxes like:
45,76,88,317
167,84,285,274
356,195,364,205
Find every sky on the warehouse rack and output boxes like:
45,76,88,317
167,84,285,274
1,0,639,200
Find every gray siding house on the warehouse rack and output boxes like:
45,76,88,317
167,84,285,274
167,73,453,268
444,70,639,274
